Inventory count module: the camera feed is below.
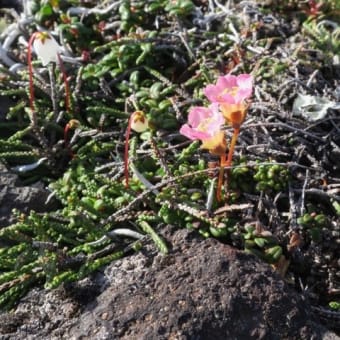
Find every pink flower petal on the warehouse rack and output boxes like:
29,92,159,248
188,106,212,127
203,84,219,103
179,124,210,140
180,103,224,142
204,73,253,105
236,74,253,88
235,74,253,101
207,103,225,130
216,75,237,89
234,89,250,103
219,92,237,104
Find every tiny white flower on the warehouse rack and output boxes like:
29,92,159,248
130,111,149,132
33,32,62,66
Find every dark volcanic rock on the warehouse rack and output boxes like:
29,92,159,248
0,163,59,227
0,227,337,340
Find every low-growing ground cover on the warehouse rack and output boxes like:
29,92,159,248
0,0,339,329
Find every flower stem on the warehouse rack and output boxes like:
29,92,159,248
27,32,38,125
216,154,226,202
56,53,71,114
48,63,58,119
64,123,70,146
226,127,240,167
124,115,133,188
216,127,240,202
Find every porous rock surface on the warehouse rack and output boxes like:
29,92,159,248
0,163,58,227
0,226,338,340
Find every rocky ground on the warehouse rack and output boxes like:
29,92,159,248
0,165,338,339
0,164,59,228
0,0,340,339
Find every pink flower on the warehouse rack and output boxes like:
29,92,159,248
204,74,253,129
180,104,224,141
180,104,227,155
204,74,253,105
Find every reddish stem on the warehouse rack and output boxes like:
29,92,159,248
216,127,240,202
64,123,70,146
226,127,240,167
63,122,75,158
124,115,133,188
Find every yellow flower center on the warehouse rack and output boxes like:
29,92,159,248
132,111,146,124
37,32,51,44
131,111,149,132
201,131,227,156
218,86,238,100
197,117,213,133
